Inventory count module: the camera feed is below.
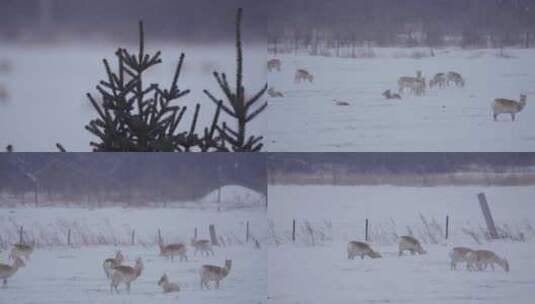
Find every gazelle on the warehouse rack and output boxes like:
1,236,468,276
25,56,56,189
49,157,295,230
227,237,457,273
159,241,188,261
158,273,180,293
0,256,25,287
10,243,34,262
447,71,465,87
466,249,509,272
110,257,143,293
103,250,125,279
295,69,314,83
199,259,232,290
492,94,527,121
398,76,425,96
191,238,215,256
449,247,475,271
382,89,402,100
267,59,282,72
429,73,446,88
398,236,426,256
268,87,284,98
347,241,382,260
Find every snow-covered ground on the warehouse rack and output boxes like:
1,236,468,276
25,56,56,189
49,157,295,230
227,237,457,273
267,185,535,303
0,206,267,303
0,42,267,151
266,48,535,151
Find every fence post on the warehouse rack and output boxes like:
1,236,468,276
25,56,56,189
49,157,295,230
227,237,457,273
19,226,23,244
477,193,499,239
67,229,71,247
194,227,198,240
445,215,449,240
365,218,369,242
209,224,220,246
158,229,162,245
292,219,296,242
131,230,135,246
246,221,250,243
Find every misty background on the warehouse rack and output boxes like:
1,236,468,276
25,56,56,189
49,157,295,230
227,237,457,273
0,153,267,206
0,0,267,43
268,0,535,53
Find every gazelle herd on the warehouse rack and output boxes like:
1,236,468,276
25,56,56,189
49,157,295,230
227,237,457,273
267,56,529,121
0,238,233,295
346,236,510,273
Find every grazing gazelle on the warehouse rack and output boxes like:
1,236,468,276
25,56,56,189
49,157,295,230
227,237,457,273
191,239,215,256
110,257,143,294
103,250,125,279
398,236,426,256
382,89,402,100
268,87,284,98
294,69,314,83
449,247,475,271
159,241,188,261
492,94,527,121
10,243,34,262
446,71,465,87
466,249,509,272
199,259,232,290
347,241,382,260
158,273,180,293
267,59,282,72
429,73,447,89
0,256,25,287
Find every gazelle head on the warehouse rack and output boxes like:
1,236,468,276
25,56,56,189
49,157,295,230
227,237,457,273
115,250,124,262
13,256,25,268
499,258,510,272
519,94,527,109
224,259,232,271
370,250,382,258
158,273,169,286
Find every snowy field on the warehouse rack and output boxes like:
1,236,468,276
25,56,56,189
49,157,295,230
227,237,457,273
266,48,535,151
267,185,535,303
0,42,266,151
0,206,267,303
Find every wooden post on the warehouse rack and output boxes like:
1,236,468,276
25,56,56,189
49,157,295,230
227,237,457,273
478,193,499,239
209,224,220,246
19,226,23,244
194,227,198,240
67,229,71,246
131,230,135,246
246,221,250,242
158,229,162,245
292,219,296,242
34,182,38,207
365,218,369,242
445,215,449,240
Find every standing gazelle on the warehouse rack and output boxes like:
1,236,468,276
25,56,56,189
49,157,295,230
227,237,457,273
0,256,25,287
347,241,382,260
159,241,188,261
191,239,215,256
492,94,527,121
110,257,143,294
158,273,180,293
199,259,232,290
398,236,426,256
466,249,509,272
103,250,125,279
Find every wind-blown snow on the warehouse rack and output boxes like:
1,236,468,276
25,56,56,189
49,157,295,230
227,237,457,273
266,48,535,151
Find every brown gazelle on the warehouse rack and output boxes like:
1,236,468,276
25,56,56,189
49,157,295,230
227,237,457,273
466,249,509,272
492,94,527,121
0,256,25,287
103,250,125,279
10,243,34,262
295,69,314,83
191,239,215,256
158,273,180,293
268,87,284,98
159,241,188,261
347,241,382,260
449,247,475,271
199,259,232,290
267,59,282,72
398,236,426,256
110,257,143,293
429,73,447,88
446,71,465,87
